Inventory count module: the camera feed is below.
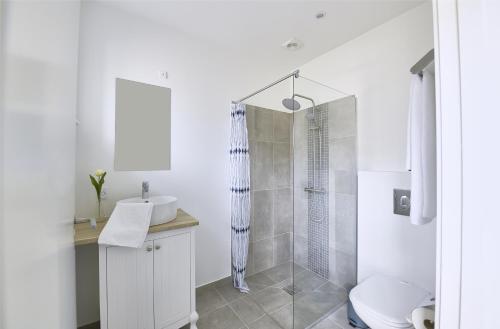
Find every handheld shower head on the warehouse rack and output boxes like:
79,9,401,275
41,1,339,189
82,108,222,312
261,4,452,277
306,110,315,121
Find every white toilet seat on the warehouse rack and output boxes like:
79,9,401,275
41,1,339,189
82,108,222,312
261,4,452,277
354,302,413,329
350,275,432,329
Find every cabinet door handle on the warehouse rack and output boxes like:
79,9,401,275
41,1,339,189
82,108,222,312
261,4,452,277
146,246,153,252
155,245,161,250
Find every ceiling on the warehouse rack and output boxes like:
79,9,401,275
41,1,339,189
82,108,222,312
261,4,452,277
104,0,425,67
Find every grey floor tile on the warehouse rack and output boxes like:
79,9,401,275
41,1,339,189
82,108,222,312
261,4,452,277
215,276,248,303
229,295,265,325
293,289,347,329
196,284,227,315
311,318,343,329
293,309,316,329
295,290,345,318
272,278,292,289
196,267,345,329
262,262,293,282
315,281,348,298
269,304,293,329
327,303,351,329
293,269,327,293
263,262,306,287
251,287,292,313
293,263,307,274
246,272,276,292
248,315,283,329
197,305,246,329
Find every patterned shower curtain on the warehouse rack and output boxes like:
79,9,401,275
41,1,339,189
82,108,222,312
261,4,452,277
230,102,251,292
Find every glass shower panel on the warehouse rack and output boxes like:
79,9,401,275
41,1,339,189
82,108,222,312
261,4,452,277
235,73,356,328
292,76,357,328
242,76,296,303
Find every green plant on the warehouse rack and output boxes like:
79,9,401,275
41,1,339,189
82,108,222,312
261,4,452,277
89,169,106,218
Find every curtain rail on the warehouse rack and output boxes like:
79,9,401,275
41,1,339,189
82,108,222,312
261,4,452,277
232,70,299,104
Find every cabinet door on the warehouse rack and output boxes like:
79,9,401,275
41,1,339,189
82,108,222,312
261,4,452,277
153,232,191,328
106,244,154,329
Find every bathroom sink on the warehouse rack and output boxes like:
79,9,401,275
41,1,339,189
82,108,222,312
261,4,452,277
118,196,178,226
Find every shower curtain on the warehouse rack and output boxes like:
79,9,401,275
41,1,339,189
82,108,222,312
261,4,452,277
230,102,251,292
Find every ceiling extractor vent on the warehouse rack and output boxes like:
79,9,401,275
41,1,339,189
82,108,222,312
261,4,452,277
316,11,326,19
282,37,303,51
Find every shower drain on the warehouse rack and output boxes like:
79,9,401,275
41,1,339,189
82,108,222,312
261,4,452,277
282,284,296,296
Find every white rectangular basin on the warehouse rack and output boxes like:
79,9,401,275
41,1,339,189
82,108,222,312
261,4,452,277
118,196,178,225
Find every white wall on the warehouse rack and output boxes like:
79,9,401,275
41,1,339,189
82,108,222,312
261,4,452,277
299,3,434,172
298,3,436,291
433,0,500,328
458,1,500,326
74,3,295,325
432,0,463,326
0,2,80,328
358,171,436,292
0,2,4,325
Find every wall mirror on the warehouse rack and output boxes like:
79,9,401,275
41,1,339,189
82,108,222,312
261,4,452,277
114,78,171,171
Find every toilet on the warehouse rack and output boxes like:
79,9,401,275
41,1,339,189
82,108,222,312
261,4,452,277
349,275,433,329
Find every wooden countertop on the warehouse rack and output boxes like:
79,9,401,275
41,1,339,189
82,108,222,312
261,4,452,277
74,208,199,246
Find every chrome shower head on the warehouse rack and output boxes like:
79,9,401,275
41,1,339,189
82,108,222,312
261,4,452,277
283,94,319,128
282,98,301,111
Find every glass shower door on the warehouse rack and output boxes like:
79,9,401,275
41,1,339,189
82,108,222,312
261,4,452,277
291,76,358,328
237,72,357,328
240,75,296,328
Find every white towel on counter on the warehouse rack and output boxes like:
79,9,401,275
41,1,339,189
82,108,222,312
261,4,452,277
98,202,154,248
407,70,437,225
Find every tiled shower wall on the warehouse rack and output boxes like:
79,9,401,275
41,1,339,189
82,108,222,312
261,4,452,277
294,95,357,290
246,105,293,275
307,104,330,279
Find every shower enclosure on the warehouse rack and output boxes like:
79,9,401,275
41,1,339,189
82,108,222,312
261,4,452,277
235,70,357,329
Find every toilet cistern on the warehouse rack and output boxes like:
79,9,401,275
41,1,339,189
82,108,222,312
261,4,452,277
142,181,150,199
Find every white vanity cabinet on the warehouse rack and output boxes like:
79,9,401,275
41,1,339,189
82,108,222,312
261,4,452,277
99,226,198,329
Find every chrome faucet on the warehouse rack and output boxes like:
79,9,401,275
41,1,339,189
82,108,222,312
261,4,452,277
142,181,150,199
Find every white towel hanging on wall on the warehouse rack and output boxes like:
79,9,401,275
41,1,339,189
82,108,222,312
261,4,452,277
407,70,437,225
